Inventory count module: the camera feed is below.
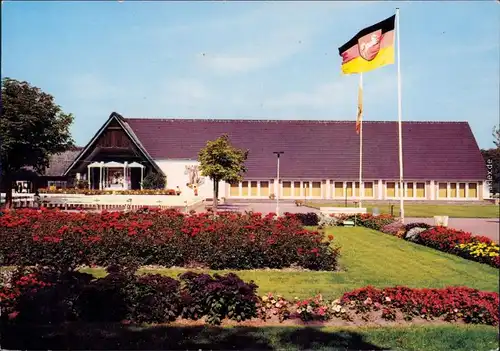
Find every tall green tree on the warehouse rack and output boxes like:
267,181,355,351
1,78,74,207
198,134,248,211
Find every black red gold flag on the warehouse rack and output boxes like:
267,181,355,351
338,15,395,74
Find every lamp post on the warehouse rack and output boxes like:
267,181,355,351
273,151,284,216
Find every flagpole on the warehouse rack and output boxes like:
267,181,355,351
396,8,405,223
359,73,363,209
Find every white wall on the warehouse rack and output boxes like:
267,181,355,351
154,159,226,199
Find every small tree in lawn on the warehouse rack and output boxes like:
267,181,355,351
0,78,74,208
198,134,248,211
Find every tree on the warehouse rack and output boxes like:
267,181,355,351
0,78,74,208
493,125,499,148
198,134,248,211
142,172,166,190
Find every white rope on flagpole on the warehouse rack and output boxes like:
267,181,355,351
396,8,405,223
359,73,363,208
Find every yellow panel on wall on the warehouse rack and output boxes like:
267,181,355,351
354,182,360,197
438,183,447,198
229,182,239,197
250,181,258,196
386,182,396,197
241,181,249,196
334,182,343,197
293,182,301,196
312,182,321,197
282,181,291,196
407,182,414,197
364,182,373,197
346,183,353,197
416,183,425,198
458,183,466,198
468,183,477,198
260,181,269,196
450,183,457,197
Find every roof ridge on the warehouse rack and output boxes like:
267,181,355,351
124,118,468,124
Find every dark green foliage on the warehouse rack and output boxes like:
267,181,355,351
1,78,74,207
141,172,166,190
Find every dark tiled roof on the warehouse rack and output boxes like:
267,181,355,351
122,119,486,181
44,148,84,176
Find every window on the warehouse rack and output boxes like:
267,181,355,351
416,183,425,198
334,182,343,197
346,182,353,197
364,182,373,197
282,181,291,196
241,181,249,196
406,182,414,197
250,181,258,196
438,183,447,198
354,182,360,197
450,183,457,197
312,182,321,197
293,182,301,196
229,182,239,196
458,183,466,198
303,182,310,197
468,183,477,198
260,181,269,196
386,182,396,197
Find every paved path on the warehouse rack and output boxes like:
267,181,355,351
213,202,320,214
406,217,499,243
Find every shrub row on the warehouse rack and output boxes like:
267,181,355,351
0,209,339,271
3,269,498,326
38,188,179,195
379,222,500,268
286,212,395,231
0,268,258,326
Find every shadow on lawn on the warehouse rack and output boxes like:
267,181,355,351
1,323,388,350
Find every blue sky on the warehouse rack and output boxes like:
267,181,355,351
2,1,499,148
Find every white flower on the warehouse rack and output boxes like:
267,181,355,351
307,305,313,313
385,297,391,302
333,305,342,313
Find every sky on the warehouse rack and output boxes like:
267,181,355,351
2,1,499,148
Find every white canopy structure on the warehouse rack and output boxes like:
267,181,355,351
87,161,145,190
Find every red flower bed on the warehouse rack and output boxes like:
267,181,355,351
417,226,490,251
341,286,499,326
0,209,339,271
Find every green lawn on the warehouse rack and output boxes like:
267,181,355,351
305,201,499,218
2,323,498,351
82,227,499,299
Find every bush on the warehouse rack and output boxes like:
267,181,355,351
179,272,258,325
141,172,166,190
1,269,259,326
338,214,396,231
380,221,405,237
284,212,319,226
0,209,340,271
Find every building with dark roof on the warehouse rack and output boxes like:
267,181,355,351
59,112,488,201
